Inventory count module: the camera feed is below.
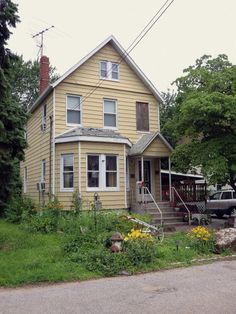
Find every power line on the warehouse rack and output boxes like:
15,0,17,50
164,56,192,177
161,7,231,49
69,0,175,111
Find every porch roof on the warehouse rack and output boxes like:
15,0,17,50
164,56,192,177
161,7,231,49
55,127,132,146
129,131,173,157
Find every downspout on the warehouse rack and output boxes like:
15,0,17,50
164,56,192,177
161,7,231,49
52,89,55,195
49,115,53,200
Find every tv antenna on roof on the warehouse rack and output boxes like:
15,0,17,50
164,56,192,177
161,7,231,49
32,25,54,58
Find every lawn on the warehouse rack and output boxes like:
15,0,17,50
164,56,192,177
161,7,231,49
0,220,99,287
0,217,223,287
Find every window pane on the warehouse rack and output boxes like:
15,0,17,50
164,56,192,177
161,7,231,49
63,155,73,171
67,96,80,110
221,192,232,200
101,61,107,77
111,63,118,80
104,113,116,127
112,71,118,80
106,156,117,171
64,173,73,188
104,100,116,113
233,192,236,199
106,172,117,187
67,110,80,124
88,155,99,171
88,172,99,187
210,192,221,200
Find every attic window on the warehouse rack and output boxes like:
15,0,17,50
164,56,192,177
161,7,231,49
100,61,119,80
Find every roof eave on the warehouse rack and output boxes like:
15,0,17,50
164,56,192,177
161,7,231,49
28,85,53,113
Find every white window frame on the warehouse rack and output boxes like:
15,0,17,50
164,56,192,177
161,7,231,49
41,159,46,183
24,166,27,193
86,154,119,192
41,104,47,132
60,154,74,192
105,155,119,191
66,94,82,126
100,61,119,81
103,99,117,130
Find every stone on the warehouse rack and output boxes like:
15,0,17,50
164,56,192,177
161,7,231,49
215,228,236,253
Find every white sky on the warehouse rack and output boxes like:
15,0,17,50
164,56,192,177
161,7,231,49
8,0,236,92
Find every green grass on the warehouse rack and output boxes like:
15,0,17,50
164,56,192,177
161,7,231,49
0,219,226,287
0,220,100,287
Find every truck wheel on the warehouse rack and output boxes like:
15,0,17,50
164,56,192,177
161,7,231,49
229,207,236,216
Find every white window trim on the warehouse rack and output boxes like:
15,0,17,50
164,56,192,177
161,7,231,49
41,159,46,183
103,98,118,130
86,154,119,192
66,94,82,127
100,60,119,81
86,154,101,192
60,154,74,192
24,166,27,193
105,155,119,192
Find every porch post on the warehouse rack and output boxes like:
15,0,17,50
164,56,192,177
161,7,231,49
168,157,172,201
141,155,144,203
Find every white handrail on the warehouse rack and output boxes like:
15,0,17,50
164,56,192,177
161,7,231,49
172,186,191,225
143,186,163,226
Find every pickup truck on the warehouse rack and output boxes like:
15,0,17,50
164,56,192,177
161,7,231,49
206,190,236,218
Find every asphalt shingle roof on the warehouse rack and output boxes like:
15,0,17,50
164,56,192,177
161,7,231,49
56,127,128,140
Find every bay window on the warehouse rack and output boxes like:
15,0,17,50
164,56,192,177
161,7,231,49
87,154,119,191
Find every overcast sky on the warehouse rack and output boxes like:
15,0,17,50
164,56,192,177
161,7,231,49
8,0,236,92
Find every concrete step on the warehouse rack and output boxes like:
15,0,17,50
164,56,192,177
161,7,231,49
148,211,181,217
152,216,184,224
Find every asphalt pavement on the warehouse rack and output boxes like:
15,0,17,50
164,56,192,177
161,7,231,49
0,260,236,314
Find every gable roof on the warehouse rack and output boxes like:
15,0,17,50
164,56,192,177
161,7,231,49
29,35,163,113
129,131,173,156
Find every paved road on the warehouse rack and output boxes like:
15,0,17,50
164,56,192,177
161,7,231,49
0,260,236,314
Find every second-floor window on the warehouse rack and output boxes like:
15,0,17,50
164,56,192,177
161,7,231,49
67,95,81,125
136,102,149,132
104,99,117,128
100,61,119,80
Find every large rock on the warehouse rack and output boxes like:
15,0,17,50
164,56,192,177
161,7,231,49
215,228,236,253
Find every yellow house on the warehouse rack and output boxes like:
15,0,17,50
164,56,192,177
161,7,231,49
21,35,173,210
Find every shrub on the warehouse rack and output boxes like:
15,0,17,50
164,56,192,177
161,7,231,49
5,196,35,223
75,247,130,276
22,199,63,233
124,238,157,266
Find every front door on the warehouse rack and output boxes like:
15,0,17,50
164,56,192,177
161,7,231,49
136,159,153,202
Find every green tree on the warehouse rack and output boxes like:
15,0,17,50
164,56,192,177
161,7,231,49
170,54,236,191
160,89,178,147
8,55,59,109
0,0,27,214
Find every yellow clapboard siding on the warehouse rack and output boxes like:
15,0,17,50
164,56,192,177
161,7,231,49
80,142,126,209
143,137,172,157
54,42,159,142
20,94,53,204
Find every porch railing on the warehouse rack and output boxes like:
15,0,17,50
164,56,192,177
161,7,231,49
172,186,191,225
143,186,163,226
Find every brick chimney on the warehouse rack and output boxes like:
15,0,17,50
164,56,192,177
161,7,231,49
39,55,49,94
